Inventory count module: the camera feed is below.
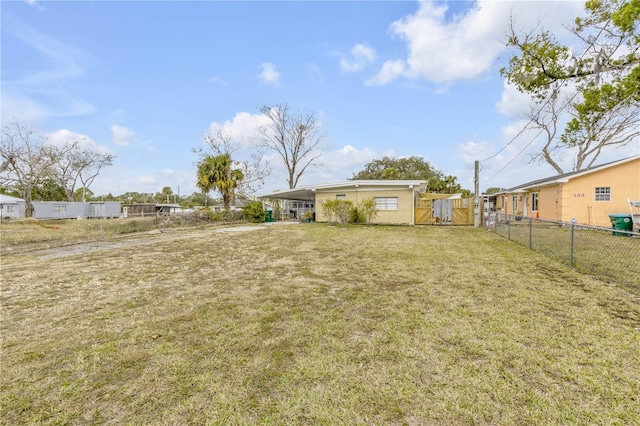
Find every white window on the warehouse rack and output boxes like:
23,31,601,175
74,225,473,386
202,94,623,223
7,205,15,213
531,193,539,211
595,187,611,201
54,205,67,212
336,194,346,200
375,197,398,210
512,195,518,213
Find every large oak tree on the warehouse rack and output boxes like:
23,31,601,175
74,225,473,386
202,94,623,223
501,0,640,172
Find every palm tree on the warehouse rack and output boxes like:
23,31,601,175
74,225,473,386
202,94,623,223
443,175,461,194
196,154,244,210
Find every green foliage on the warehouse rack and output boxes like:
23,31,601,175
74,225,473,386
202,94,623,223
501,31,572,98
321,199,353,226
351,155,442,181
502,0,640,170
484,187,507,195
74,187,95,201
334,200,353,226
348,206,364,224
242,201,266,223
197,154,244,210
426,175,463,194
352,156,469,194
357,197,378,226
321,199,339,224
30,178,67,201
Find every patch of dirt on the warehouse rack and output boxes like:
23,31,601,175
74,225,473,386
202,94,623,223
16,222,301,260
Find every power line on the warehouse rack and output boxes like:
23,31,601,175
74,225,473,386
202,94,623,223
488,127,545,180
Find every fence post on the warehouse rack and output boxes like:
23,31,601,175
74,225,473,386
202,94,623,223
570,223,575,269
529,218,533,250
507,217,511,240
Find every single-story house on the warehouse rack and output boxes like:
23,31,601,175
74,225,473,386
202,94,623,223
209,199,252,212
483,155,640,227
122,203,182,217
0,194,24,219
260,180,428,225
0,194,121,219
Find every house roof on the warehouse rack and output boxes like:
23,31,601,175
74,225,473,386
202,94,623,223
496,155,640,194
0,194,24,203
259,180,427,201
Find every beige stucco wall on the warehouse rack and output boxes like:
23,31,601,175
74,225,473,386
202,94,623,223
315,188,416,225
505,158,639,226
502,192,524,215
557,158,640,226
510,185,562,220
534,185,561,221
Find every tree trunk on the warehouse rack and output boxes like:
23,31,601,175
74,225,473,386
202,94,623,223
24,189,35,218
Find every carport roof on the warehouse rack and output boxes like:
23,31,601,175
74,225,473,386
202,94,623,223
258,180,427,201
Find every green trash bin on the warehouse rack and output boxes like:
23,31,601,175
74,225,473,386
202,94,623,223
609,214,633,236
265,210,273,222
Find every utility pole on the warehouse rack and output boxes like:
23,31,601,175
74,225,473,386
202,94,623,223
474,160,480,227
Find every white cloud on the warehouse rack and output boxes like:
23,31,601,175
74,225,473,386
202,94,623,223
456,140,494,165
365,60,406,86
208,112,271,147
259,62,281,86
26,0,45,10
340,43,377,73
46,128,111,155
162,169,174,176
369,0,584,86
496,81,533,119
111,125,135,146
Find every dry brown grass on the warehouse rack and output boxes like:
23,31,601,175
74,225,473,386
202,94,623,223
1,223,639,424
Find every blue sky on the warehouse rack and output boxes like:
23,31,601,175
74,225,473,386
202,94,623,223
2,0,638,197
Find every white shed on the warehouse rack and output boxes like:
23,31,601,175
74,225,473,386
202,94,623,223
0,194,26,218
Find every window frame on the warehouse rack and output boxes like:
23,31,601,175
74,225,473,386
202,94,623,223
375,197,398,211
594,187,611,202
531,193,539,211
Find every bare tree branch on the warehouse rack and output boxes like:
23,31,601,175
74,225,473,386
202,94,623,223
257,103,325,189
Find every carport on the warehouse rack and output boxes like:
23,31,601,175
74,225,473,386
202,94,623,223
259,187,316,221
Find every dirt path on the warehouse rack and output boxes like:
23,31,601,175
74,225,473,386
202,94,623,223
12,221,299,260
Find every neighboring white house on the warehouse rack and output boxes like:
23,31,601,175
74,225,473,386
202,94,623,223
0,194,121,219
0,194,25,219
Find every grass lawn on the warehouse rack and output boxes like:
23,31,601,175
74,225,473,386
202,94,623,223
1,223,639,424
492,220,640,295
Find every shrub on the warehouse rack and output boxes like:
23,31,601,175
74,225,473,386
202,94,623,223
358,198,378,226
242,201,266,223
321,199,339,224
349,206,364,224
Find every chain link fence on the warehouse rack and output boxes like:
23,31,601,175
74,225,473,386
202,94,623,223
0,210,249,256
486,212,640,295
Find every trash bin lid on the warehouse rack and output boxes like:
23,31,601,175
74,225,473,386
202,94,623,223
608,214,632,218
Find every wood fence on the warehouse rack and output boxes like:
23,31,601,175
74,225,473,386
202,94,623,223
415,193,475,225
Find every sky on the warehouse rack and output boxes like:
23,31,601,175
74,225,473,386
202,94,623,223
2,0,639,198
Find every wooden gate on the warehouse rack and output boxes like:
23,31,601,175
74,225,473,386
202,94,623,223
415,198,434,225
415,193,474,225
